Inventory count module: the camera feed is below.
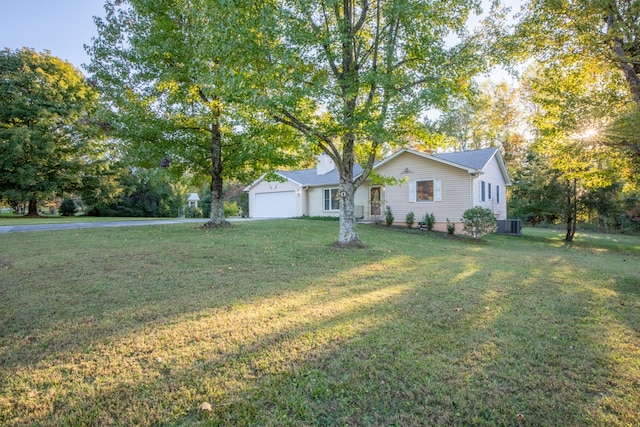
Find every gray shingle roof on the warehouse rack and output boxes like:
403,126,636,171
260,147,503,190
431,147,498,170
278,164,364,187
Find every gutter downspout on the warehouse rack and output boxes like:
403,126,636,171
302,185,309,216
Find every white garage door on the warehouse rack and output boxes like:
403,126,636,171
254,191,296,218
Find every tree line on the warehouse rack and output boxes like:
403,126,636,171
2,0,639,243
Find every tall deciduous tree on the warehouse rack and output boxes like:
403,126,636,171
523,61,630,241
515,0,640,166
86,0,299,227
433,80,527,169
0,48,99,216
260,0,498,246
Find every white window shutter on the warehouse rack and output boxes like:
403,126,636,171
409,180,416,203
434,179,442,201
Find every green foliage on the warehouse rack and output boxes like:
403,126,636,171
186,207,203,218
509,150,565,226
514,1,640,182
0,48,101,215
447,219,456,235
519,56,635,240
224,201,239,218
421,212,436,231
515,0,640,108
87,169,183,218
405,211,415,228
59,198,77,217
86,0,300,225
200,180,248,219
461,207,497,238
385,205,394,227
433,81,526,163
257,0,497,244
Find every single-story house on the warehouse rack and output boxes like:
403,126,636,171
245,147,511,229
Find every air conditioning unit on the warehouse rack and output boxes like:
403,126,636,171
496,219,522,235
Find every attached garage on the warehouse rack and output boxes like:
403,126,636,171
253,191,296,218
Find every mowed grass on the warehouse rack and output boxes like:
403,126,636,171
0,221,638,426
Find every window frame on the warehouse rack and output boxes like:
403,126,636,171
416,179,435,202
409,179,442,203
323,188,340,211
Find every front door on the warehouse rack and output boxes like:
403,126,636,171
370,187,381,216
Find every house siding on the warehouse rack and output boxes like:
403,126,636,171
307,186,369,217
373,152,473,227
473,156,507,220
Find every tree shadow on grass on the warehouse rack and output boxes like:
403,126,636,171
1,222,639,426
1,259,422,425
166,255,640,426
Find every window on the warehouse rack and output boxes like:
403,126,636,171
409,179,442,202
496,185,500,203
488,183,492,200
481,181,486,202
324,188,339,211
417,180,434,201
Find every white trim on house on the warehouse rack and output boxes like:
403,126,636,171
363,148,481,178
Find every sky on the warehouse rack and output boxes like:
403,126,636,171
0,0,105,72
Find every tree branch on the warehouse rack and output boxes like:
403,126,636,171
312,0,341,79
364,0,381,108
353,0,369,32
271,109,340,159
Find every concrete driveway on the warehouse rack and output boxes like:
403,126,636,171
0,219,213,234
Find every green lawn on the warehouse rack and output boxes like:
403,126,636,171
0,221,638,426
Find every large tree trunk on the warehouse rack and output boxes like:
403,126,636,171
27,199,38,217
338,178,361,246
606,13,640,107
206,118,228,227
335,2,362,247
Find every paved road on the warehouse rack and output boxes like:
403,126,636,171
0,219,212,234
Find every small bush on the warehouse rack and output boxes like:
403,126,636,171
446,218,455,235
224,201,239,217
461,207,497,238
406,211,415,228
422,212,436,231
385,205,394,226
187,207,203,218
59,198,77,216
